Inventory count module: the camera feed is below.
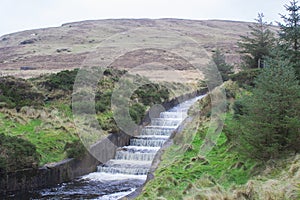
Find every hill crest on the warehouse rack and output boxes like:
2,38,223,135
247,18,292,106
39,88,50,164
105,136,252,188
0,18,258,80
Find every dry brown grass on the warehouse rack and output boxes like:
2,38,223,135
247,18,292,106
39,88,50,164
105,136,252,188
182,154,300,200
0,19,262,82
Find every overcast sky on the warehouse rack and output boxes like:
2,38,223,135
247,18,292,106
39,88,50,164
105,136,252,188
0,0,290,36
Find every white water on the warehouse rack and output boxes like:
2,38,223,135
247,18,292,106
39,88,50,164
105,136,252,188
91,95,204,199
33,95,204,200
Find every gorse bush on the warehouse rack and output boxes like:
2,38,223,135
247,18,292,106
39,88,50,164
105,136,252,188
42,69,79,91
0,77,44,109
129,103,146,124
97,111,119,133
95,90,112,113
134,83,169,106
64,140,86,159
0,133,40,173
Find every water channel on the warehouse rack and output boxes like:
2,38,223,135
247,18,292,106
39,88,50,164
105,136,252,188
29,96,203,199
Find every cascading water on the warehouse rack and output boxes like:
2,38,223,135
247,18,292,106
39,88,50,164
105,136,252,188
30,96,204,200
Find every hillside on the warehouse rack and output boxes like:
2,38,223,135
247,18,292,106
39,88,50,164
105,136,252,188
0,19,260,81
0,67,185,169
136,81,300,200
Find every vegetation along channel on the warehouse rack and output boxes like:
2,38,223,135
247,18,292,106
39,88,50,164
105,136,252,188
0,1,300,200
26,96,204,199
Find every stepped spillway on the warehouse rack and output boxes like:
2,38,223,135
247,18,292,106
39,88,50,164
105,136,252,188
33,95,204,199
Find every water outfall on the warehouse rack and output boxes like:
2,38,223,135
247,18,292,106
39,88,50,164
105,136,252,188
32,96,203,199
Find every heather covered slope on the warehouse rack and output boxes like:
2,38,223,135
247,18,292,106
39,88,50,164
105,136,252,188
0,19,274,80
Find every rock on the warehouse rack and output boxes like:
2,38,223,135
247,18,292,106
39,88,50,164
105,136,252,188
19,39,37,45
56,48,71,53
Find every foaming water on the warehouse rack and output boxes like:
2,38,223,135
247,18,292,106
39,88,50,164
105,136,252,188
25,95,204,199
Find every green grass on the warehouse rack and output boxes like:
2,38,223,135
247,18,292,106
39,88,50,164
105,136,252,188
0,111,77,165
45,101,73,118
137,114,256,199
0,113,42,137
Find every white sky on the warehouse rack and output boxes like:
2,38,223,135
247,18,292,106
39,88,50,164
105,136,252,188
0,0,290,36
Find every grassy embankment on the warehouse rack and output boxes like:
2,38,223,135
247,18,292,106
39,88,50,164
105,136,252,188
137,80,300,200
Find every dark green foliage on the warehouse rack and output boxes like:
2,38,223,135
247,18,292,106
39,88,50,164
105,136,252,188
64,140,86,159
232,58,300,160
223,80,240,99
238,13,275,69
129,103,146,124
278,0,300,77
42,69,79,91
95,101,109,113
95,90,112,113
134,83,169,106
0,133,40,173
230,68,261,87
202,63,223,89
232,98,246,119
0,77,44,109
212,49,233,81
98,117,119,133
129,83,170,124
203,52,230,89
279,0,300,53
103,68,126,81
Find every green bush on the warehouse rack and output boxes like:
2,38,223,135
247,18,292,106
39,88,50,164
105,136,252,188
64,140,86,159
134,83,169,106
0,133,40,172
230,68,261,87
232,98,246,118
97,111,119,133
95,90,112,113
100,118,119,133
42,69,78,91
129,103,146,124
0,77,44,109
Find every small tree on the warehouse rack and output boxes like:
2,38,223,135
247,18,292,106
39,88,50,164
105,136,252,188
238,13,275,69
203,49,232,90
233,57,300,160
278,0,300,76
212,49,233,81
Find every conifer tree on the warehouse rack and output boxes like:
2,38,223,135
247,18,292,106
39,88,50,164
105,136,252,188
234,56,300,160
212,49,233,81
238,13,275,69
278,0,300,76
